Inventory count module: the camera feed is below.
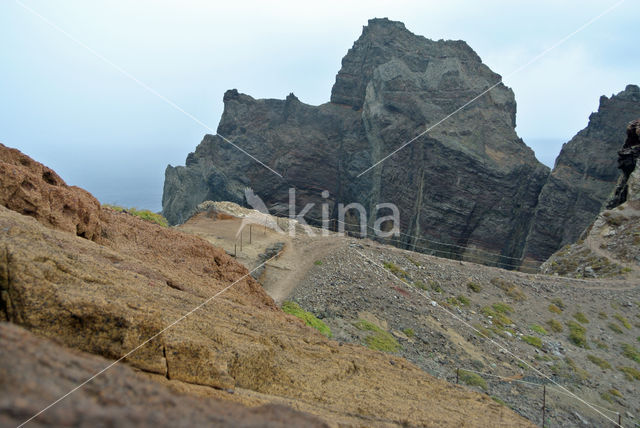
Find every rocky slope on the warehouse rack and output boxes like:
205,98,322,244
523,85,640,263
163,18,550,268
0,143,532,427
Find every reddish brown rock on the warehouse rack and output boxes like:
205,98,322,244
0,143,102,241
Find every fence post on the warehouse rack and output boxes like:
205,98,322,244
250,225,252,244
234,243,236,257
618,412,621,427
456,368,459,384
240,230,243,252
542,385,546,428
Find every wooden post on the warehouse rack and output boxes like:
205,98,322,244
240,231,243,252
618,412,622,427
542,385,546,428
234,243,236,257
250,225,252,244
456,368,459,384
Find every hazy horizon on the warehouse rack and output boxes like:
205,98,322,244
1,1,637,212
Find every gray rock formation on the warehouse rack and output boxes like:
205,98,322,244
522,85,640,263
163,18,550,268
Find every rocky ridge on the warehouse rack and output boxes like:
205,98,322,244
163,18,550,269
523,86,640,263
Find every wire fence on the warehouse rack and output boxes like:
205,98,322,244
453,367,623,427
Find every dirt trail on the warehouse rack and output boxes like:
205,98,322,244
179,215,348,303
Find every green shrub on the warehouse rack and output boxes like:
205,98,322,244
492,302,513,314
600,391,614,404
430,280,442,293
481,306,513,327
618,366,640,381
522,335,542,348
573,312,589,324
490,278,526,301
546,319,563,333
548,304,562,314
459,369,487,390
282,301,332,337
530,324,548,335
598,312,608,320
413,280,428,291
566,321,588,348
383,262,409,281
457,295,470,306
105,205,169,227
472,323,493,338
490,396,508,407
593,339,609,350
608,388,623,398
614,313,632,329
608,323,624,334
403,328,415,338
468,282,482,293
622,343,640,363
314,260,323,266
354,319,401,353
587,355,611,370
551,298,565,310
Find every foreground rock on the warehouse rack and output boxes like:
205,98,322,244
0,322,327,428
163,18,549,269
523,86,640,263
0,144,532,426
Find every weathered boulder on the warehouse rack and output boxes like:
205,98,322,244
523,86,640,263
0,143,101,240
0,322,328,428
163,18,549,268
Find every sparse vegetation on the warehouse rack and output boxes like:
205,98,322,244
282,301,332,338
573,312,589,324
472,323,493,338
105,205,169,227
522,335,542,348
608,388,623,398
548,304,562,314
413,280,428,291
430,280,442,293
587,355,611,370
457,295,470,306
622,343,640,363
546,319,563,333
600,391,615,404
614,313,632,329
608,323,624,334
530,324,548,335
490,278,526,301
619,366,640,381
481,306,513,327
566,321,588,348
551,298,565,310
467,282,482,293
458,369,487,390
314,260,323,266
383,262,409,282
593,339,609,350
491,302,513,314
598,312,608,320
354,319,401,353
403,328,415,338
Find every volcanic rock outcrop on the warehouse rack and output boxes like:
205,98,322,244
522,85,640,263
0,144,532,426
607,118,640,208
163,18,550,268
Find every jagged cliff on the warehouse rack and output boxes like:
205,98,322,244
522,85,640,263
163,18,549,268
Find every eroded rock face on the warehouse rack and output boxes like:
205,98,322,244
0,143,102,240
163,18,549,267
608,119,640,208
0,322,328,428
523,86,640,263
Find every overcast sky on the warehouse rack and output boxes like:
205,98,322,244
1,1,637,211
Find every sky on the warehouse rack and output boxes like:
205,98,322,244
0,0,637,212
